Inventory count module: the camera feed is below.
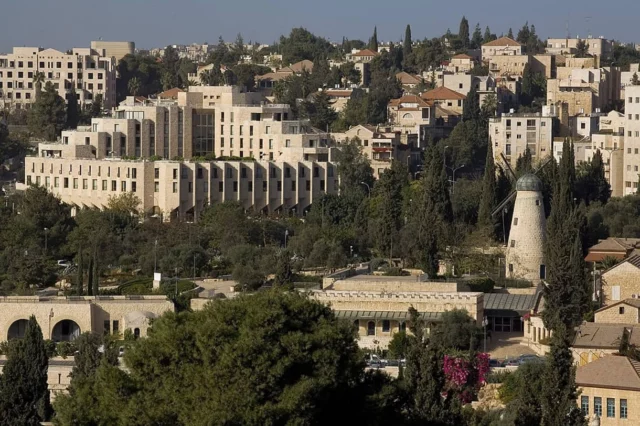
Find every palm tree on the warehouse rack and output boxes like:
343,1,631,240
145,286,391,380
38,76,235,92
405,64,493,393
200,70,212,86
127,77,141,96
188,79,199,87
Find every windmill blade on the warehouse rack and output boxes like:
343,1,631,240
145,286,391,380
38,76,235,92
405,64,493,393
500,153,517,180
534,155,553,175
492,190,517,217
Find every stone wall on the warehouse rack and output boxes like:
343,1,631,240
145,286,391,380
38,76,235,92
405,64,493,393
601,262,640,306
330,278,461,293
595,303,640,324
309,290,484,323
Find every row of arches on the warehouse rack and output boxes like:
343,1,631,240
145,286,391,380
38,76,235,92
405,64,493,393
7,319,81,342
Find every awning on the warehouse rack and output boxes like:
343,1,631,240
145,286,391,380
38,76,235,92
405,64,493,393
484,293,537,313
335,311,442,321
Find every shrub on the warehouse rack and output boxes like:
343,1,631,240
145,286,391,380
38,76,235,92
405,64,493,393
465,277,495,293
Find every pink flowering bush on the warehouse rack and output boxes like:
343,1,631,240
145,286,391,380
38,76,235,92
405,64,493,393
443,352,490,403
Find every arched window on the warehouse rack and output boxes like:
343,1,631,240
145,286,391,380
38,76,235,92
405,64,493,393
402,113,414,119
367,321,375,336
7,319,29,340
134,328,141,339
52,320,81,342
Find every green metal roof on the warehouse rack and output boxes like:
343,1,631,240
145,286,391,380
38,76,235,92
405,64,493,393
335,311,442,321
484,293,537,313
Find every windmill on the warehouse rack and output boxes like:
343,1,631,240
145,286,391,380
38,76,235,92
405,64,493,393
492,153,551,282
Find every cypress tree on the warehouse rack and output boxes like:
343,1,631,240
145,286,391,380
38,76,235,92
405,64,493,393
370,27,379,52
483,26,493,44
92,251,99,296
540,326,585,426
0,316,51,424
507,28,514,39
87,257,94,296
66,88,79,129
463,86,480,121
459,16,470,48
478,141,497,238
403,25,412,57
471,23,483,48
76,244,84,295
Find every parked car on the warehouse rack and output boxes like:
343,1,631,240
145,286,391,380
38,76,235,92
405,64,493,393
489,358,504,368
504,358,520,367
518,354,543,365
57,260,72,268
365,354,386,368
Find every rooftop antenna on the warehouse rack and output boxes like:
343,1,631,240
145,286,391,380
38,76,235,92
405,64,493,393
585,16,592,38
565,20,570,39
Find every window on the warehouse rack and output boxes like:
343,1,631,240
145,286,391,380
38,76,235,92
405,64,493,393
233,181,238,192
508,264,513,273
82,179,88,189
111,181,117,191
539,265,546,279
103,320,110,335
612,285,621,300
510,240,516,248
219,182,224,192
248,181,253,192
581,396,589,415
113,320,119,333
620,399,628,419
594,397,602,417
382,320,390,332
535,199,540,206
92,179,97,190
291,181,296,191
620,306,625,314
188,182,192,193
367,321,375,336
607,398,615,418
173,169,178,179
514,218,518,226
172,182,178,193
154,182,159,192
102,180,107,190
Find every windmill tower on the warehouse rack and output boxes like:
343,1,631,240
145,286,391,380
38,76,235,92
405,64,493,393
493,156,549,282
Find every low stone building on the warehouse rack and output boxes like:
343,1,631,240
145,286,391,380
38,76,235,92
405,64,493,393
0,295,174,342
600,255,640,306
595,299,640,323
576,355,640,424
572,323,638,366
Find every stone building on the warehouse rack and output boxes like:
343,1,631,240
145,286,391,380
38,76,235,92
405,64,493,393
488,110,555,167
505,174,547,282
481,37,522,62
595,299,640,323
0,46,117,110
600,255,640,306
0,295,174,341
576,355,640,424
90,40,135,64
623,85,640,195
546,37,614,60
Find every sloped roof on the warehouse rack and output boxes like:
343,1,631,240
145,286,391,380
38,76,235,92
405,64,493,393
396,71,422,85
158,88,184,99
572,323,629,348
483,37,521,47
288,59,314,73
388,94,432,108
422,86,467,101
585,238,640,262
435,105,461,118
452,53,473,60
256,72,292,81
483,293,537,313
352,49,378,57
576,356,640,391
596,298,640,314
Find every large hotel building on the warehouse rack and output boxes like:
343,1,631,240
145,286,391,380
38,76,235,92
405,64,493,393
25,86,338,221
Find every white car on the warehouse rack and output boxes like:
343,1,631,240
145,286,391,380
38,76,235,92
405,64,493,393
57,260,72,268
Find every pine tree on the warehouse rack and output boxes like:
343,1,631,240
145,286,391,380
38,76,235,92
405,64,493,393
459,16,470,49
66,88,79,129
471,24,483,49
515,148,533,175
478,141,497,238
369,27,379,52
0,316,51,424
507,28,514,39
27,81,66,141
483,26,493,44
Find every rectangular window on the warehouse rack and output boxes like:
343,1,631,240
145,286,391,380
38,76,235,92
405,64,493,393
594,397,602,417
103,320,110,335
155,168,160,179
92,179,97,190
154,182,159,192
219,182,224,192
82,179,88,189
102,180,107,190
263,181,268,192
112,320,119,333
111,181,117,191
606,398,615,418
73,178,78,189
233,181,238,192
172,182,178,193
320,180,325,191
510,240,516,248
173,169,178,179
620,399,627,419
382,320,390,332
248,181,253,192
121,181,127,192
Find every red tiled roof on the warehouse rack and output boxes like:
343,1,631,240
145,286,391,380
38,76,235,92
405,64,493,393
352,49,378,57
483,37,521,47
422,86,467,101
388,94,432,108
158,88,184,99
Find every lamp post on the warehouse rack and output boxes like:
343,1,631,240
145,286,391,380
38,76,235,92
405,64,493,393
360,181,371,197
154,239,158,273
447,164,465,194
44,227,48,255
482,316,489,353
48,309,54,340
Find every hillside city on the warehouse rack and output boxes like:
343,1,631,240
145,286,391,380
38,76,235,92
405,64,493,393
2,15,640,426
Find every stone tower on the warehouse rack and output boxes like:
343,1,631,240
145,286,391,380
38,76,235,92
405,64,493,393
505,173,547,282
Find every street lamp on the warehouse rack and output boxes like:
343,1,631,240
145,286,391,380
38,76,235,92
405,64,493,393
360,182,371,197
44,227,49,255
447,164,465,194
350,245,353,258
482,316,489,353
154,239,158,273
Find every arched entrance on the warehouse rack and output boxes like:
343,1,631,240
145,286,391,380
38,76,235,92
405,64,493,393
52,320,81,342
7,319,29,340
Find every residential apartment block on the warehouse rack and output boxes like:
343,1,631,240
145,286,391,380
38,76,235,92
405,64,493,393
489,108,555,167
0,46,116,110
546,37,614,60
623,85,640,195
481,37,522,63
25,85,337,220
89,41,134,64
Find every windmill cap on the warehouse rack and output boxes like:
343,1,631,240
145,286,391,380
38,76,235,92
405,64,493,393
516,173,543,191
